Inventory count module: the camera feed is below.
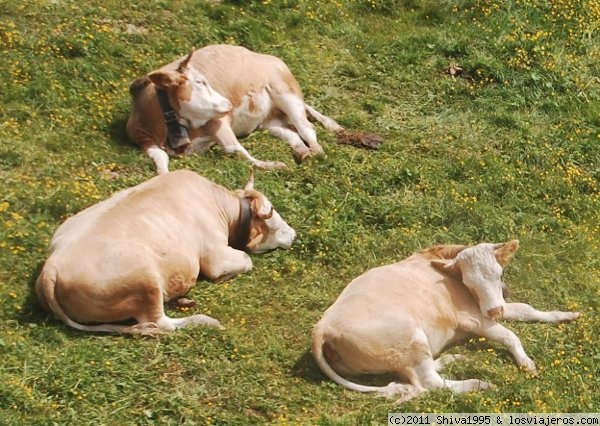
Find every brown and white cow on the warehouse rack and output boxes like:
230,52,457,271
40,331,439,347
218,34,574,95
312,241,580,400
126,44,348,174
35,170,296,335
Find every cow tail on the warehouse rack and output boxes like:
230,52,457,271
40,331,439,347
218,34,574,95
304,104,345,133
36,263,90,332
35,263,164,336
311,322,420,400
305,104,384,150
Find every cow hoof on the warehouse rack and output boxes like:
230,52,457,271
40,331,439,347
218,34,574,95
169,297,197,308
563,311,580,322
477,380,496,391
518,357,537,375
294,149,312,163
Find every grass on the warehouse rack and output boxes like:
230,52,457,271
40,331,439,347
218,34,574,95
0,0,599,423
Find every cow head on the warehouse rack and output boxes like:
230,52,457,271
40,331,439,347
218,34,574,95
237,173,296,253
148,50,232,128
435,240,519,320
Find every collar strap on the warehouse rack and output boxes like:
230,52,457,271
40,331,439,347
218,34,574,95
229,197,252,251
156,88,190,150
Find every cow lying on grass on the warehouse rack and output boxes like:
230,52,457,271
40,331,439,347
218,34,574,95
127,44,361,174
36,170,296,335
312,240,580,400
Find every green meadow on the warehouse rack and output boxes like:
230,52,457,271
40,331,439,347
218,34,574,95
0,0,598,424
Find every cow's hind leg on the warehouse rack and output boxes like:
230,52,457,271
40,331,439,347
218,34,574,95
264,117,312,162
212,117,287,170
409,332,491,394
274,94,324,154
134,302,222,334
155,313,223,331
130,275,222,334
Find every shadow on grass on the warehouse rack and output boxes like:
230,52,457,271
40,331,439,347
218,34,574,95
292,348,409,388
108,115,133,152
292,349,327,384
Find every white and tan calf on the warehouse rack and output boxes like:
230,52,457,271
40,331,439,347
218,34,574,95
36,170,296,335
127,44,348,174
312,241,580,400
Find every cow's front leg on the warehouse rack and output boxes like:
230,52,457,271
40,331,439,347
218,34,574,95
476,322,537,374
211,118,287,169
503,303,580,323
201,247,253,283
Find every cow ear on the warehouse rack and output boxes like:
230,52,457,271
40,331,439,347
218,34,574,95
431,258,461,277
246,226,263,250
148,71,179,89
177,49,195,72
494,239,519,266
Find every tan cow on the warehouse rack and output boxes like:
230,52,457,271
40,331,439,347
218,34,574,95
36,170,296,335
126,44,349,174
312,241,580,400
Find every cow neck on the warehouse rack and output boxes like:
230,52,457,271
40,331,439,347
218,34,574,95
228,197,252,251
155,87,190,150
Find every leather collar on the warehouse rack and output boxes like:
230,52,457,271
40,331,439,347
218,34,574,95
229,197,252,251
156,88,190,150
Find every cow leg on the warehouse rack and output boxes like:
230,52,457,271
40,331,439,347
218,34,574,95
201,247,253,283
146,145,170,174
264,117,312,162
131,278,221,334
155,313,222,331
407,331,491,393
503,303,580,323
212,118,287,169
411,356,491,393
475,322,537,373
274,94,324,154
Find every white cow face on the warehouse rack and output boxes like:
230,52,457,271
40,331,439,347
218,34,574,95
248,196,296,254
177,67,232,127
148,51,232,128
446,242,519,319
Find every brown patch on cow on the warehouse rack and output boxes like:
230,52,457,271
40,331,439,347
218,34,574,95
129,76,152,96
420,244,468,260
434,312,458,333
494,240,519,266
430,259,463,279
336,129,383,150
246,220,270,251
165,273,193,298
148,70,178,89
175,75,192,102
237,189,272,250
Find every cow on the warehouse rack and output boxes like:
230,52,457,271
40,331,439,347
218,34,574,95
311,240,580,400
35,170,296,335
126,44,352,175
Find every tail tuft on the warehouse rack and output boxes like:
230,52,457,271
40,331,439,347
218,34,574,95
336,129,383,150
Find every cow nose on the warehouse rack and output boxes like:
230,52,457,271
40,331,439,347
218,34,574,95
487,306,504,319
